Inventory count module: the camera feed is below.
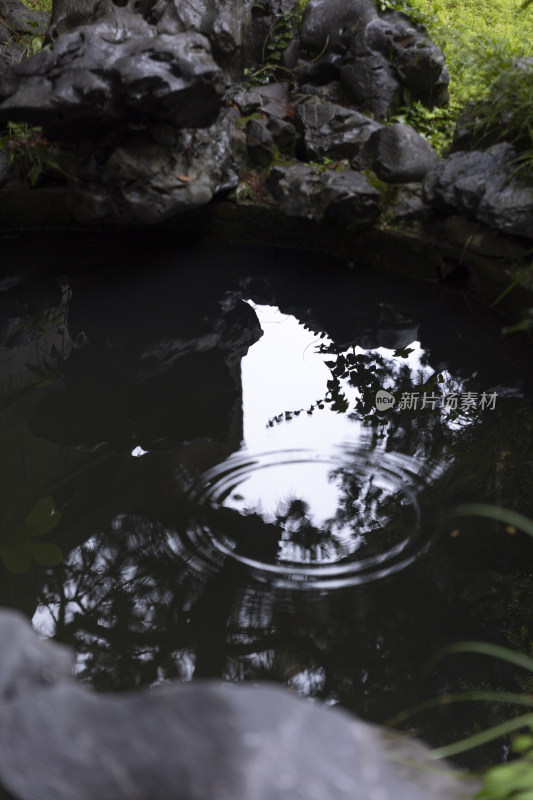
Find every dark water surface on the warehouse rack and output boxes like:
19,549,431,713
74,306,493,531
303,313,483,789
2,232,533,766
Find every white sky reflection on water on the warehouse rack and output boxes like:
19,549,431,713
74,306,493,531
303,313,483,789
240,303,363,453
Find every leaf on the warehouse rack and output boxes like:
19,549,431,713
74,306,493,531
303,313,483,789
29,161,42,187
450,504,533,539
426,640,533,676
428,712,533,760
1,548,32,574
24,497,62,538
393,347,415,358
27,541,63,566
176,175,197,182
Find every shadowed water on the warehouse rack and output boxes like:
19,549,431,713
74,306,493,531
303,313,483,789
1,233,533,766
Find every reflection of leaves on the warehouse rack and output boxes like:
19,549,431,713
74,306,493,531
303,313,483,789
27,541,63,566
393,347,415,358
25,496,62,537
0,496,63,573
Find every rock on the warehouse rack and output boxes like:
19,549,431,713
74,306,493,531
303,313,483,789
63,108,241,224
267,163,382,225
0,608,473,800
246,118,274,166
45,0,112,40
156,0,256,69
297,80,346,105
384,183,432,223
296,101,382,162
232,89,262,115
299,0,449,117
267,116,297,157
0,149,9,187
0,0,48,37
300,0,376,54
0,608,72,702
0,17,225,139
241,0,300,72
0,0,49,73
294,52,344,87
423,142,533,240
366,123,440,183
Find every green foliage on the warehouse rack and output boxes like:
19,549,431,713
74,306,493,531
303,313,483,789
392,101,458,154
20,0,52,13
307,157,349,174
0,495,63,573
476,731,533,800
244,4,303,85
19,17,50,56
375,0,533,160
0,121,60,186
391,506,533,799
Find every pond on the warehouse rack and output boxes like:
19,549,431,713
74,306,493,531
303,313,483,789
1,231,533,768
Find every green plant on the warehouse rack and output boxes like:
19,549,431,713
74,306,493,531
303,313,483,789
0,121,60,186
477,731,533,800
392,101,459,154
244,4,303,85
0,495,63,573
19,17,50,57
20,0,52,12
388,505,533,799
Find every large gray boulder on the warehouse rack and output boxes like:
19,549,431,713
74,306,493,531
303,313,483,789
0,0,49,72
296,101,382,163
0,12,225,139
423,142,533,240
155,0,256,68
267,163,382,225
61,107,240,224
0,608,473,800
299,0,449,117
366,123,440,183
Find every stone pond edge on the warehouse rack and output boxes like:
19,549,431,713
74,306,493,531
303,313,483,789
1,187,532,329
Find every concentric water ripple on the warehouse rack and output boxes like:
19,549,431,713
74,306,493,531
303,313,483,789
186,446,439,588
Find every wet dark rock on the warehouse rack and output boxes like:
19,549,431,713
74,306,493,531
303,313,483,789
300,0,376,55
294,52,343,86
240,0,300,71
0,150,9,188
297,80,346,105
423,142,533,240
385,183,432,223
0,18,225,139
267,163,381,225
229,82,292,118
246,118,273,166
366,123,440,183
232,89,262,115
0,608,473,800
0,0,48,38
156,0,256,69
296,101,382,162
0,609,72,701
267,116,297,157
299,0,449,117
62,107,240,224
45,0,111,41
0,0,49,72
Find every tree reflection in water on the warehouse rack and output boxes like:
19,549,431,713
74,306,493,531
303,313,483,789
1,237,532,767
